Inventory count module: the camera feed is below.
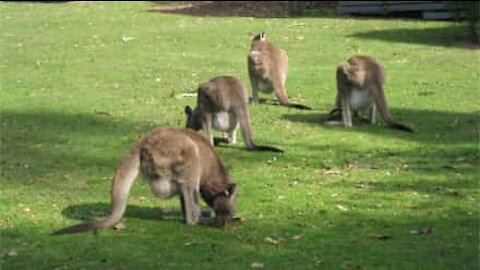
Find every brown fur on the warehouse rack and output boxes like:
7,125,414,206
185,75,283,153
53,127,237,235
326,55,413,132
248,32,312,110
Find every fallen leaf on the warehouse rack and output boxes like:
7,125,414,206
8,250,17,257
323,169,340,176
356,181,377,189
264,236,279,245
288,23,306,27
291,234,303,240
251,262,264,268
181,93,197,97
418,91,435,96
94,110,111,117
373,234,392,240
121,35,134,42
345,263,360,270
336,204,348,212
419,228,434,236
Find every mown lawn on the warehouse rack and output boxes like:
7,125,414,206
1,1,478,269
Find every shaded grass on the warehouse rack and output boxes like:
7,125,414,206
1,1,479,270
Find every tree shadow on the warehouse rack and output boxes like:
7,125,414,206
302,144,478,190
147,1,475,51
2,1,77,4
0,109,284,187
147,1,290,18
348,24,475,49
0,110,154,183
281,108,479,145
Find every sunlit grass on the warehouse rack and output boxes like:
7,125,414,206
1,2,478,269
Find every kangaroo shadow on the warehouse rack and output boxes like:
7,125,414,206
281,108,479,145
60,202,184,223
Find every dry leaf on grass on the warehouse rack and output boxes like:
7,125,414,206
251,262,264,268
322,169,340,176
264,236,280,245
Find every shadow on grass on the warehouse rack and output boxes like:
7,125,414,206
281,108,479,145
0,110,154,183
59,202,183,223
7,199,478,270
2,1,74,4
147,1,290,18
349,24,474,49
0,110,282,184
149,2,475,50
305,144,479,192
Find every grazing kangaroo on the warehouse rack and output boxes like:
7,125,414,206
53,127,237,235
185,75,283,153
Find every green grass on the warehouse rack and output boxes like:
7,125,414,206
1,2,479,269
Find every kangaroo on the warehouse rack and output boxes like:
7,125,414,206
185,75,283,153
53,127,237,235
248,31,312,110
325,55,414,132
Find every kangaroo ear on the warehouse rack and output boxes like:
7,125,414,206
184,105,192,116
226,183,236,197
260,31,266,40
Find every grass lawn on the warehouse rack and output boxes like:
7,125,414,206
1,1,478,269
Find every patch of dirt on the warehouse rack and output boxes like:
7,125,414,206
150,1,289,17
150,1,337,18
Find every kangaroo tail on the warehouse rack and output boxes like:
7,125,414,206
213,137,230,146
52,217,119,235
285,103,313,111
326,108,341,120
53,147,141,235
248,145,284,153
387,122,414,133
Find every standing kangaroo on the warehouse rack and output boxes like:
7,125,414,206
325,55,414,132
248,32,312,110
